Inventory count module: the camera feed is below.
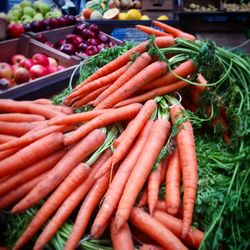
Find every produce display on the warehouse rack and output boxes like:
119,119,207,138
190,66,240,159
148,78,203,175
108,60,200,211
0,23,249,250
34,23,118,57
184,3,218,12
224,2,250,11
0,53,65,91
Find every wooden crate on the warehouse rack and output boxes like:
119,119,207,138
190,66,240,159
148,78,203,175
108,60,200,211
0,35,80,99
142,0,174,10
180,0,221,12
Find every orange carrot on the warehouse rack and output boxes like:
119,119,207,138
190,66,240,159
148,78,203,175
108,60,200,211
30,149,111,249
78,36,175,86
165,147,181,215
137,188,148,207
0,149,66,197
114,80,189,108
110,217,134,250
153,210,204,249
112,99,157,166
13,163,90,250
116,119,170,229
72,85,111,108
63,171,111,250
0,124,69,151
139,244,164,250
129,207,188,250
0,121,39,136
0,148,19,161
91,120,153,239
0,132,64,179
136,25,171,37
94,155,113,179
11,129,105,213
66,65,128,105
153,21,196,41
170,103,198,238
0,134,17,144
48,108,112,126
0,99,62,119
141,60,195,92
96,61,167,109
148,161,163,214
0,172,48,210
93,52,153,107
155,200,167,211
32,98,52,105
0,113,45,122
64,103,142,146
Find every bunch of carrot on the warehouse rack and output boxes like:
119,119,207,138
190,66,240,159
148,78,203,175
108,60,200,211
0,89,204,250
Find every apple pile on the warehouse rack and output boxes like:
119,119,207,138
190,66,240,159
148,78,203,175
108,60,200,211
0,53,65,91
35,23,117,57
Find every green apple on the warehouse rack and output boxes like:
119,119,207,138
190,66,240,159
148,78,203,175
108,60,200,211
21,14,32,23
33,1,41,10
52,8,62,18
8,13,19,22
20,0,32,8
45,12,54,19
33,13,43,21
12,4,23,12
10,9,22,20
23,6,36,17
38,3,51,15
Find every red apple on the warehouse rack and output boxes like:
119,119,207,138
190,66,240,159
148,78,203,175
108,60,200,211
57,65,66,71
12,64,19,73
14,67,31,84
7,23,24,38
45,41,54,48
29,65,48,79
0,78,16,90
19,58,35,70
48,57,58,67
32,53,49,67
47,65,58,74
0,63,14,80
10,54,27,65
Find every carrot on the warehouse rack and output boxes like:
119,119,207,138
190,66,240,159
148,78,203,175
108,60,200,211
110,217,134,250
91,120,153,239
153,21,196,41
93,52,153,107
64,103,142,146
0,99,62,119
136,25,171,37
0,113,45,122
114,80,189,108
0,149,66,197
0,148,20,161
129,207,188,250
142,60,195,92
0,124,69,151
0,134,17,144
94,155,113,179
96,61,167,109
137,188,148,207
63,170,111,250
31,149,111,249
139,244,165,250
72,85,111,108
66,65,128,105
78,36,175,86
153,210,204,249
116,119,170,229
0,172,48,210
0,132,64,179
11,129,105,213
155,200,167,211
0,121,39,136
165,147,181,215
170,102,198,238
48,108,112,126
148,161,163,214
112,100,157,166
13,163,90,250
32,98,52,105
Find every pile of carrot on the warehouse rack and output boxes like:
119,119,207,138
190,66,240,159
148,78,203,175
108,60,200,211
1,22,234,250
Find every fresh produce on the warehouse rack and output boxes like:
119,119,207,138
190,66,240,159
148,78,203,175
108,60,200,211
7,23,24,38
0,53,65,91
184,3,218,12
0,23,249,250
34,23,117,57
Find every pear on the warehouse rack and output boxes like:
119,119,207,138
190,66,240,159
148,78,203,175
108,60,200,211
23,6,36,17
20,0,32,8
33,13,43,21
38,3,51,15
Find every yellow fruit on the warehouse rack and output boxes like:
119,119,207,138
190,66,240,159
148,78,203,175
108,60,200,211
141,15,150,20
119,12,127,20
126,9,142,20
157,15,169,20
103,8,120,19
